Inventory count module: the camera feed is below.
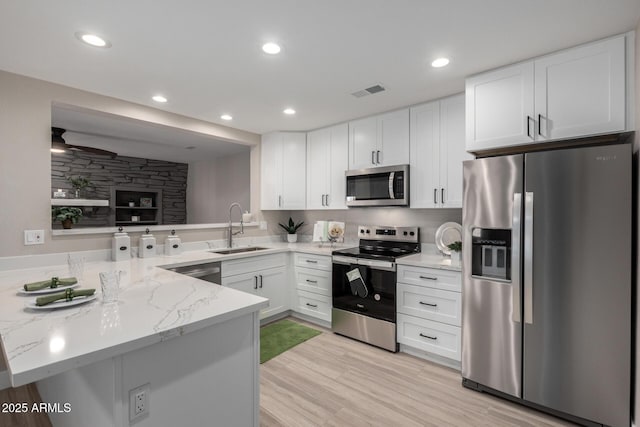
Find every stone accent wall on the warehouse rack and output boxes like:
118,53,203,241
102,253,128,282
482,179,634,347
51,151,188,227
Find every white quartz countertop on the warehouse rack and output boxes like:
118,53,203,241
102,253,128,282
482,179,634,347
396,250,462,272
0,241,345,388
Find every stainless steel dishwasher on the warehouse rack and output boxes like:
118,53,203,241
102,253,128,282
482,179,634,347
163,262,222,284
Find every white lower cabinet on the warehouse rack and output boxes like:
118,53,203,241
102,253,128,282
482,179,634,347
397,265,462,364
221,254,288,320
292,253,332,323
397,314,461,361
295,290,332,323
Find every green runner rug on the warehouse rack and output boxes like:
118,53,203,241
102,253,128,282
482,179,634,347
260,319,322,364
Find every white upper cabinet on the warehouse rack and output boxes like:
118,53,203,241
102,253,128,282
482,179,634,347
349,109,409,169
410,94,471,208
466,34,628,153
307,123,348,210
260,132,306,210
466,62,535,151
534,35,625,141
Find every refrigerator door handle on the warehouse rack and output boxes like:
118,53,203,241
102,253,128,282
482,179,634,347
511,192,522,323
524,192,534,324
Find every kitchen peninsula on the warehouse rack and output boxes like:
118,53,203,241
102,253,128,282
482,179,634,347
0,253,269,427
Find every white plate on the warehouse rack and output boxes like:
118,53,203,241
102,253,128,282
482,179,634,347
18,283,79,295
25,294,97,310
435,222,462,255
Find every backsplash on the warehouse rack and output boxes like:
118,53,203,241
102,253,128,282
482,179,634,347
284,208,462,246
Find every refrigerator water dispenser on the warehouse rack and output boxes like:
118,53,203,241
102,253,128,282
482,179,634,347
471,228,511,281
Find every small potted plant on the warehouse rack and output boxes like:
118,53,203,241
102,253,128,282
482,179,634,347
278,217,305,243
52,206,83,229
67,175,92,198
447,241,462,267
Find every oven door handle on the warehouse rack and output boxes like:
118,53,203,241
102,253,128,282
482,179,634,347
332,255,356,266
356,258,396,271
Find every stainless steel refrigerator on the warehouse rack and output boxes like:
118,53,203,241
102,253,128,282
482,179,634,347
461,142,631,427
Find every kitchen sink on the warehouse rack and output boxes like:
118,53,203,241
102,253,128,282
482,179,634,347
210,246,270,255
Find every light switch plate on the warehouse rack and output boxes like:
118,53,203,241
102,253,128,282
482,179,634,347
24,230,44,245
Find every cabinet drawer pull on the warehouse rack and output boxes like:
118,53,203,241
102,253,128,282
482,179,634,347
306,303,318,308
419,301,438,307
419,333,437,340
305,279,318,283
419,275,437,281
305,260,318,264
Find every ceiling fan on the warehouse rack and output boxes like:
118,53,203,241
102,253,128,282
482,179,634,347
51,127,118,157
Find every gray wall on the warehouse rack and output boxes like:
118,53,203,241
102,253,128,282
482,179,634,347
51,150,188,227
187,152,251,223
286,208,462,246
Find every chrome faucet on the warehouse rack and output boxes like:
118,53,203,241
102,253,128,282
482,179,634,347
228,202,244,248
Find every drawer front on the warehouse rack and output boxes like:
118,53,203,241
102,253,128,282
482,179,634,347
397,283,461,326
397,314,461,361
294,290,332,322
295,267,331,296
221,253,286,277
397,265,461,292
294,252,332,271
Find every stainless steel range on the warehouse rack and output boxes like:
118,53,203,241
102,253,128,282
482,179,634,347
332,225,420,352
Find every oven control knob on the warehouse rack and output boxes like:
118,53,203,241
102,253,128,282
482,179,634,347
365,229,370,234
360,229,365,233
410,231,415,236
403,231,408,236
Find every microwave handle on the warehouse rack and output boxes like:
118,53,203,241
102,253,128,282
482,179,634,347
388,172,395,199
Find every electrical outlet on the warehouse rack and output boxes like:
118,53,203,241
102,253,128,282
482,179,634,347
129,383,150,422
24,230,44,245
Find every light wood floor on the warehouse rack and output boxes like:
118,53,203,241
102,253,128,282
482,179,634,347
260,319,576,427
0,384,52,427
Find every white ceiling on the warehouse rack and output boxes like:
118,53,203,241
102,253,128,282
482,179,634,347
52,105,249,163
2,1,640,135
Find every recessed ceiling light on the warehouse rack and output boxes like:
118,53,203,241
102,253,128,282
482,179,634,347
152,95,168,103
283,108,296,115
262,42,281,55
220,114,233,121
75,32,111,48
431,57,450,68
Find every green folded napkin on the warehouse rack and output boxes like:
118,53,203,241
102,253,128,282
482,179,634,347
24,276,77,292
35,288,95,306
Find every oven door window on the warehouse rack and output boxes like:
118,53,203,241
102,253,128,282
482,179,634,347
332,263,396,322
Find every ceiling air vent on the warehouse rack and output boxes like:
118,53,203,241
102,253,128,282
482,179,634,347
351,84,386,98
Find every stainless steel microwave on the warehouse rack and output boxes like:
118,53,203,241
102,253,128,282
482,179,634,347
345,165,409,207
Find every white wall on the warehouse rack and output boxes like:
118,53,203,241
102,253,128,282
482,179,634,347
0,70,277,257
187,152,251,223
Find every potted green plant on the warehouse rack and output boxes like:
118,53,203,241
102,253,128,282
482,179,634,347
67,175,92,198
447,241,462,266
52,206,83,229
278,217,305,243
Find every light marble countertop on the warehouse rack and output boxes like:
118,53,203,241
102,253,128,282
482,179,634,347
0,241,348,388
396,247,462,272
